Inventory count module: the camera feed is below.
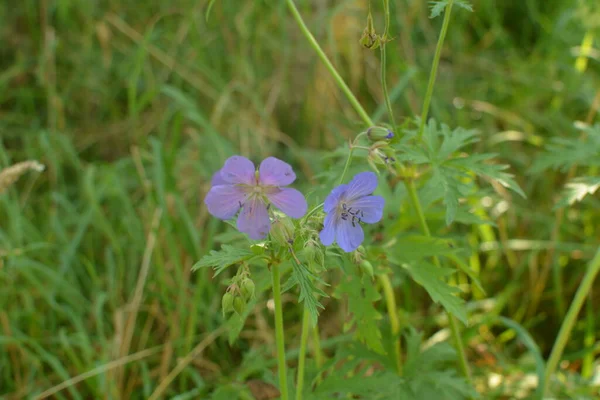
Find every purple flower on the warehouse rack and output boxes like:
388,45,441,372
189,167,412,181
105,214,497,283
205,156,308,240
319,172,384,252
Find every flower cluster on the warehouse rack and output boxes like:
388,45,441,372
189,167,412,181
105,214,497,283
205,155,385,252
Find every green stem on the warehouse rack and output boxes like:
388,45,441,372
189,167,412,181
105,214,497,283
406,179,472,382
312,324,324,368
417,0,454,141
378,273,402,374
296,308,311,400
285,0,374,127
542,247,600,397
380,0,396,130
271,264,289,400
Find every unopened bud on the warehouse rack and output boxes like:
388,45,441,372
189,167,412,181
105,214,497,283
241,278,255,301
351,245,366,264
360,5,380,50
367,127,394,142
270,218,295,246
222,292,234,316
233,297,245,315
359,260,374,279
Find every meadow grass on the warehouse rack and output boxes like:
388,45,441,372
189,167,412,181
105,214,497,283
1,0,599,398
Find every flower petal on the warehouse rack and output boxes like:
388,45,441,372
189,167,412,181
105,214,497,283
237,197,271,240
336,220,364,252
211,170,227,186
345,172,378,201
220,156,256,185
323,184,348,213
348,195,385,224
259,157,296,186
319,213,336,246
204,185,247,220
267,188,307,218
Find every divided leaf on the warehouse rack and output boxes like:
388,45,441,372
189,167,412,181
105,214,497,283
192,245,256,275
555,176,600,209
404,262,468,324
429,0,474,19
336,273,384,353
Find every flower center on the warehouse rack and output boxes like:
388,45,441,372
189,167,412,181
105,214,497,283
339,202,364,227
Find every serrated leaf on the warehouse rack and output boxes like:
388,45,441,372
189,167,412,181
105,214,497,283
447,154,525,198
530,125,600,173
429,0,473,19
555,176,600,209
446,253,485,293
192,245,256,276
336,274,384,353
388,235,456,262
290,258,326,325
403,262,467,324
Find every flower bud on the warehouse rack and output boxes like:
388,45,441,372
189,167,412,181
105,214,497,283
270,218,295,246
351,245,366,264
359,260,374,279
367,127,394,142
240,278,255,301
359,5,380,50
222,292,234,316
233,297,245,315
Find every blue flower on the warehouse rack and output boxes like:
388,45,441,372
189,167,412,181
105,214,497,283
319,172,385,252
205,156,308,240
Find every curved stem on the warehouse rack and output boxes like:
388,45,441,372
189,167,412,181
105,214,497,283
378,273,402,374
296,308,311,400
542,247,600,397
285,0,373,127
380,0,396,130
417,0,454,141
311,324,324,368
406,179,472,382
271,264,289,400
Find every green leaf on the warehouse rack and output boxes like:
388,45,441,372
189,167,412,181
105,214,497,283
530,125,600,173
336,273,384,353
429,0,473,19
290,258,326,325
555,176,600,209
192,245,256,276
388,235,457,262
447,154,526,198
446,254,485,293
403,262,468,324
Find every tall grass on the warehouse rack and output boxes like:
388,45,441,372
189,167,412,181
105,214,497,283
1,0,599,398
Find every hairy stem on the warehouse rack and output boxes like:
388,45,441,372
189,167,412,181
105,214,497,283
271,264,289,400
417,0,454,140
378,273,402,374
542,247,600,396
380,0,396,130
285,0,373,127
296,308,311,400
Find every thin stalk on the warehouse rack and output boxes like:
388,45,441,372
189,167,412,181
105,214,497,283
271,264,289,400
417,0,454,141
380,0,396,130
406,179,472,382
378,273,402,374
296,308,311,400
312,325,324,368
542,247,600,397
285,0,373,127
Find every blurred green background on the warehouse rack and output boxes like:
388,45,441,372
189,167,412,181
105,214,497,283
1,0,599,398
